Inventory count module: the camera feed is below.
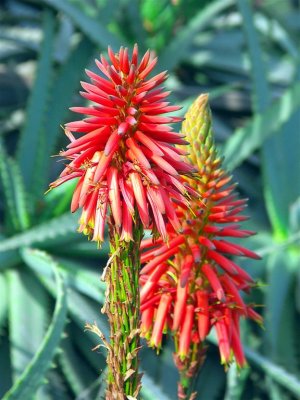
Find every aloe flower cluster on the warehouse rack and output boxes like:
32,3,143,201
49,43,262,399
50,44,194,243
49,45,198,399
140,95,262,397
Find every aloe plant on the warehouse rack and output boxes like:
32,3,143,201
0,0,300,399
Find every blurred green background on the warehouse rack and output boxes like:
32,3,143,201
0,0,300,399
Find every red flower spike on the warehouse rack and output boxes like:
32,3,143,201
247,307,264,325
49,45,194,243
91,190,107,242
107,167,122,228
180,255,194,287
221,275,247,314
231,324,247,367
172,279,188,331
141,307,154,338
140,94,262,375
196,291,210,341
214,311,231,365
140,263,168,303
150,294,172,349
202,264,226,303
120,199,133,242
140,236,163,250
178,305,194,359
69,176,83,213
130,172,150,228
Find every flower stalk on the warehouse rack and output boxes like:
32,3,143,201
174,342,206,400
104,213,143,399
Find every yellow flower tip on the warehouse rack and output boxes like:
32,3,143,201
44,187,52,195
178,353,187,362
149,340,161,353
96,240,103,249
237,359,249,370
195,93,209,108
188,205,197,218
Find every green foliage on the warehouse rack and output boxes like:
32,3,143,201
0,213,79,252
42,0,124,49
224,363,249,400
223,80,300,171
7,268,50,382
17,10,56,195
0,141,30,232
158,0,235,71
0,273,8,330
3,265,67,399
244,346,300,398
141,373,172,400
0,0,300,398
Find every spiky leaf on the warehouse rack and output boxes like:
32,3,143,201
3,265,67,399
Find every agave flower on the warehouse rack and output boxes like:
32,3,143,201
49,44,195,243
140,95,262,398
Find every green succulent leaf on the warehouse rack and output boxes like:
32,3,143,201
66,289,109,340
37,368,70,400
71,322,106,372
75,375,103,400
0,273,8,330
141,373,171,400
20,248,106,304
236,0,300,237
17,9,55,194
58,337,97,397
58,258,106,304
125,0,148,51
0,213,79,252
158,0,235,71
41,0,123,50
274,296,299,374
0,249,20,272
21,248,108,341
262,105,300,238
0,142,30,232
264,250,293,356
224,362,249,400
255,12,298,59
244,347,300,398
3,264,67,399
237,0,270,112
55,239,109,259
222,80,300,173
42,180,77,220
289,197,300,235
195,356,226,400
209,332,300,398
265,377,290,400
264,249,299,374
0,335,12,398
38,37,95,194
7,268,50,382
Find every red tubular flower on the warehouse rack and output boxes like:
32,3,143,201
49,45,195,242
150,293,172,349
140,95,262,376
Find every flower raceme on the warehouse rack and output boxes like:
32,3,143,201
49,45,195,242
140,95,262,371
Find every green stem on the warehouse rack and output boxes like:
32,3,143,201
104,214,143,399
176,343,206,400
